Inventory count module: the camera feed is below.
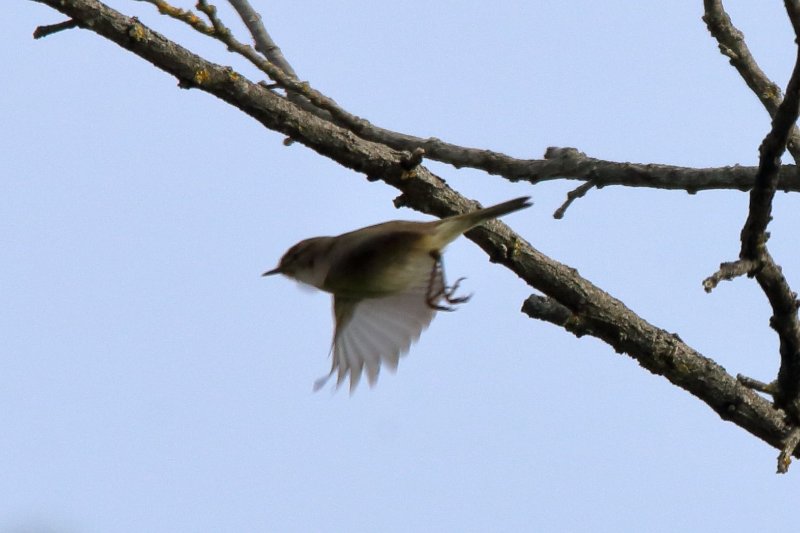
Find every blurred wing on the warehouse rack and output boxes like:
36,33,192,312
313,272,444,393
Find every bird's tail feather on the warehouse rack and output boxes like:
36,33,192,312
434,196,532,245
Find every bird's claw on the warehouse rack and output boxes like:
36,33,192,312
427,276,472,311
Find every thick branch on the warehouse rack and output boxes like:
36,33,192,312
521,293,791,453
32,0,799,456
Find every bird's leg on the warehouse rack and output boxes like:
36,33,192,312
426,251,472,311
425,255,446,310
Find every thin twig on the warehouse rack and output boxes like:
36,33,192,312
553,180,596,219
777,427,800,473
737,374,777,395
133,0,214,34
702,259,759,292
226,0,297,78
33,19,80,39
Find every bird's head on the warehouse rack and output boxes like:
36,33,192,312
262,236,334,289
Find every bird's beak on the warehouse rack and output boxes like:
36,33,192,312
262,266,282,277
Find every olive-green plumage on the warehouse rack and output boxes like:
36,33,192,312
263,196,531,391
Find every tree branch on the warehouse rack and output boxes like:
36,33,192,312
31,0,800,461
778,426,800,473
703,0,800,163
740,30,800,257
520,291,793,452
553,180,596,219
125,0,800,193
757,251,800,421
33,18,80,38
129,0,800,197
702,258,759,292
527,147,800,193
226,0,297,78
704,1,800,432
744,1,800,421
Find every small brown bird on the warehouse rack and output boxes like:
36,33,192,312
263,196,532,391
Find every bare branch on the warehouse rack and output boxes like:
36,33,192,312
787,0,800,44
702,258,759,292
133,1,800,195
133,0,214,35
740,40,800,258
748,1,800,423
757,253,800,420
553,180,596,219
737,374,777,395
529,147,800,192
778,427,800,473
111,1,800,191
520,295,575,329
226,0,297,78
203,0,344,127
520,288,794,456
705,0,800,423
703,0,800,163
33,18,80,39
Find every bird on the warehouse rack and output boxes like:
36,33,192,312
263,196,532,392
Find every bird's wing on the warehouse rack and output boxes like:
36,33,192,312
313,270,444,393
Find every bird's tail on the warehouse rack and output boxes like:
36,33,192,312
433,196,532,245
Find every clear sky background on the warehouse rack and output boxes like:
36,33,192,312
6,1,800,531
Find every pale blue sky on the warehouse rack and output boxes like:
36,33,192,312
5,1,800,531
